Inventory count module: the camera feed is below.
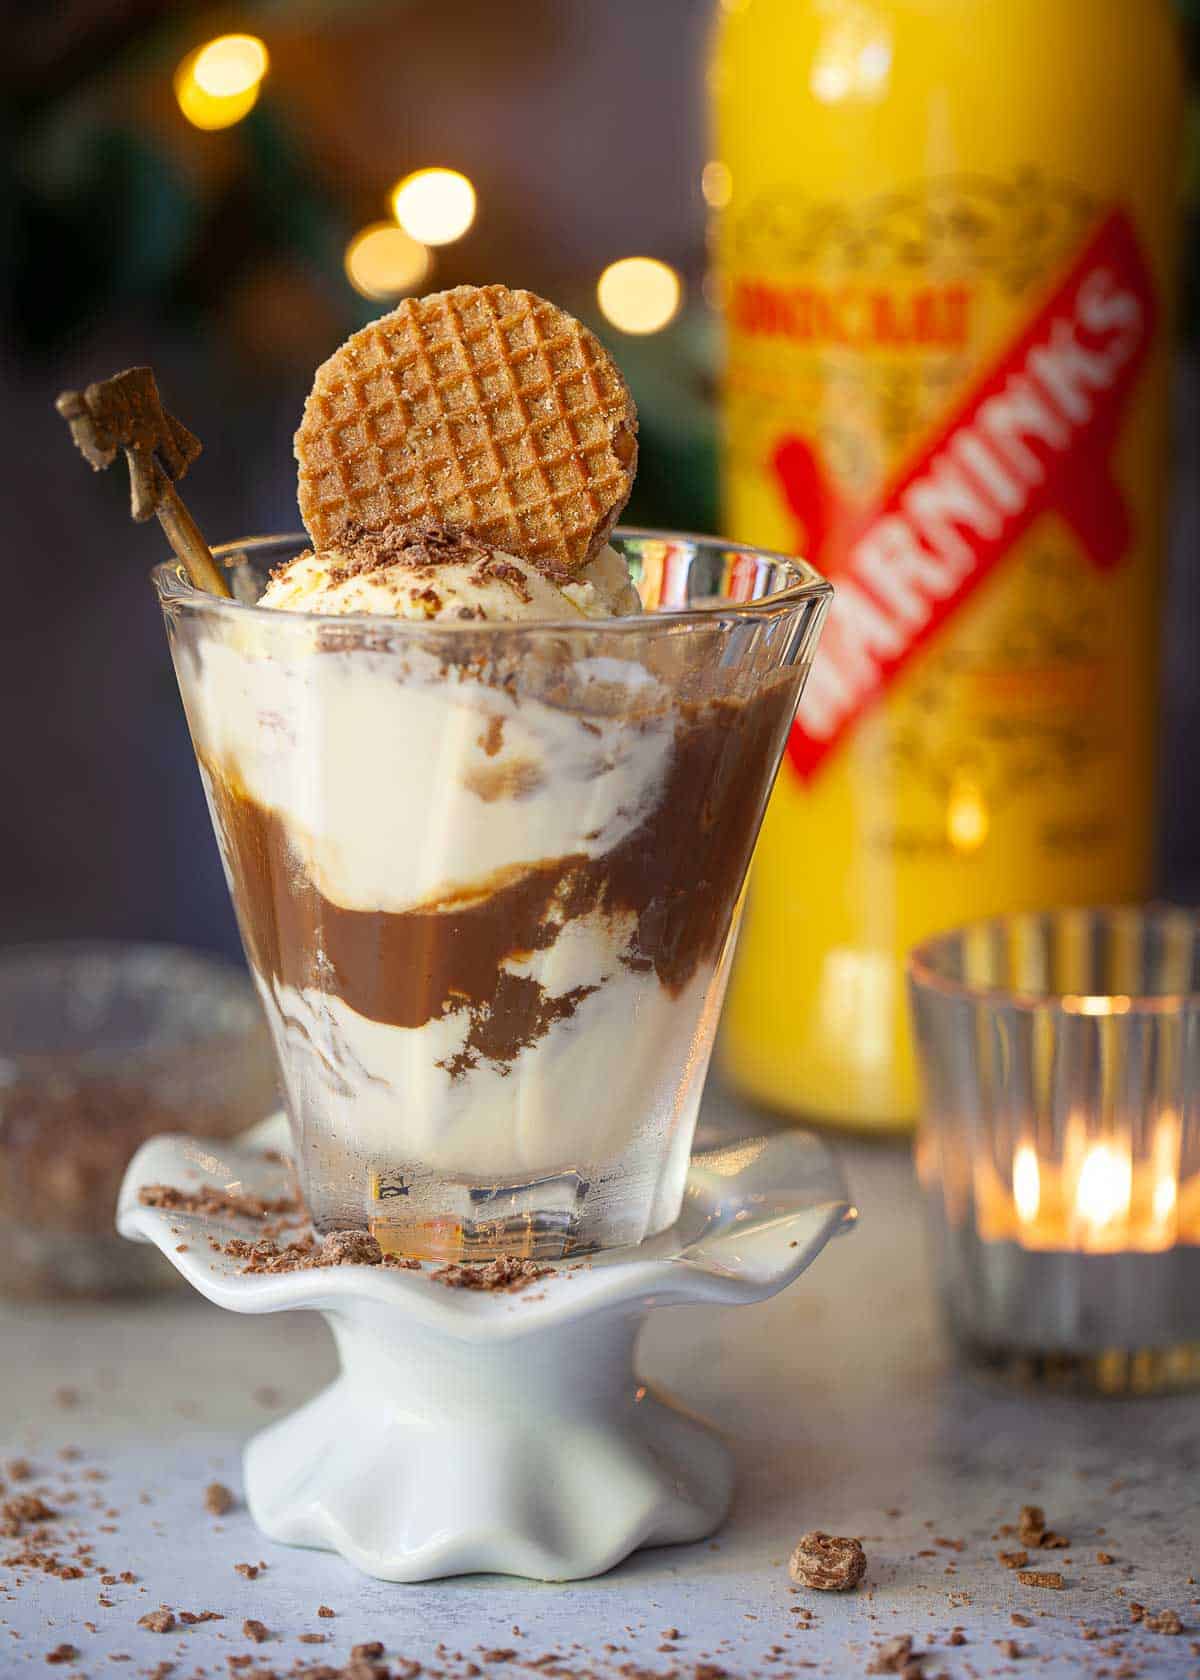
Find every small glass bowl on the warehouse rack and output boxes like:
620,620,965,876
0,942,278,1297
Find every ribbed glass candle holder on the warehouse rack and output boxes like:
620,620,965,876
909,906,1200,1393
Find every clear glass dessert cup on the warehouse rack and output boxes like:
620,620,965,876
154,530,831,1259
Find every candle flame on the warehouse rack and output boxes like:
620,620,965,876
1012,1145,1041,1224
1152,1173,1178,1225
1074,1143,1132,1230
1151,1109,1180,1237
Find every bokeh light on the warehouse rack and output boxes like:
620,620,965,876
175,35,269,130
390,169,477,246
596,258,683,335
701,161,733,209
946,774,989,853
193,35,269,95
344,223,432,301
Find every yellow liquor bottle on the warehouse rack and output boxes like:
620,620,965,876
712,0,1185,1129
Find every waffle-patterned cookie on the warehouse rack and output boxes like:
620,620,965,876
295,285,638,570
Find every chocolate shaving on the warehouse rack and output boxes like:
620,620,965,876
430,1257,551,1293
139,1183,299,1221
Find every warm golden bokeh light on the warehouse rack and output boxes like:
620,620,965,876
344,223,432,301
193,34,268,96
596,258,683,335
390,169,477,246
701,160,733,209
175,35,268,130
946,774,989,853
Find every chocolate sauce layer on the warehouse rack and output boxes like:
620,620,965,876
205,676,796,1075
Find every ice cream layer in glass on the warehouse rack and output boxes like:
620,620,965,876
153,287,831,1257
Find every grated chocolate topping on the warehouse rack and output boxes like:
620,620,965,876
266,520,581,602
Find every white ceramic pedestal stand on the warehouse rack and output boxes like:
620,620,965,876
117,1117,854,1583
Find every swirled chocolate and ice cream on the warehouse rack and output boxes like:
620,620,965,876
172,285,802,1255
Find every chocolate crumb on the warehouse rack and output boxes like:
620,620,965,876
432,1257,551,1293
45,1646,78,1665
1016,1571,1063,1590
3,1493,56,1524
203,1482,233,1516
1017,1504,1068,1548
867,1635,921,1674
320,1230,384,1266
139,1183,298,1221
788,1531,866,1592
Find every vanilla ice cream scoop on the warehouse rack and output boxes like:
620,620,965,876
258,524,641,622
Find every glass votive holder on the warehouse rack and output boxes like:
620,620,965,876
908,906,1200,1394
0,942,278,1298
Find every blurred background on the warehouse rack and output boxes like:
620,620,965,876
1,0,719,958
1,0,1198,962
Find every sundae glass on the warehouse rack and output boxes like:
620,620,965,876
71,285,830,1258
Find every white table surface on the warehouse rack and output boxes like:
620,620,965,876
2,1083,1198,1679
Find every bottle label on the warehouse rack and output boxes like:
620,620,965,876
769,210,1155,779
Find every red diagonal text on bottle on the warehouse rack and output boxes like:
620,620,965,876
775,210,1155,780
